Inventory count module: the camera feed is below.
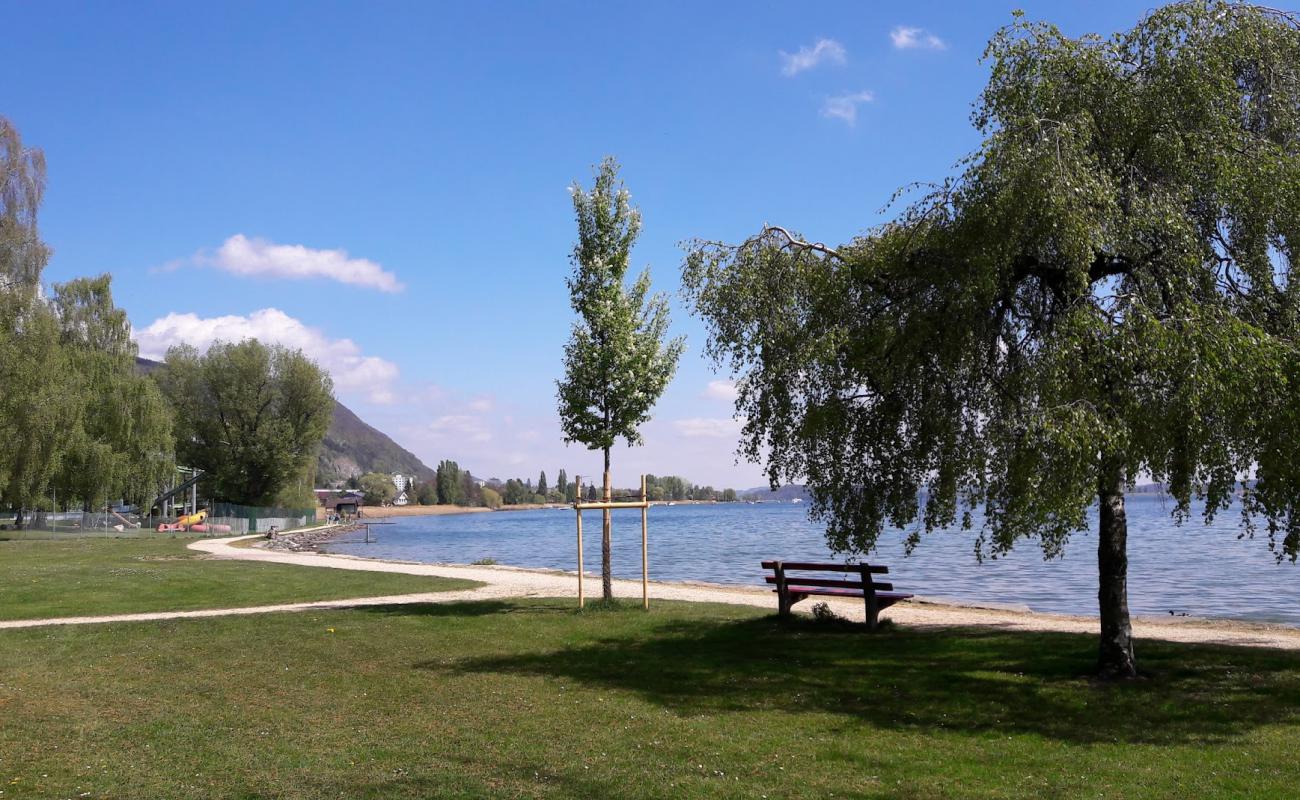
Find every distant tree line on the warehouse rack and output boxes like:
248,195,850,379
383,464,744,511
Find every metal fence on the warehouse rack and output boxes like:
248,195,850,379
1,502,316,540
0,510,154,540
209,503,316,534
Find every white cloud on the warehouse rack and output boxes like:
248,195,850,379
133,307,400,404
890,26,946,50
673,417,745,439
466,395,495,413
203,234,404,293
779,38,846,76
703,379,739,402
427,414,493,444
821,91,875,125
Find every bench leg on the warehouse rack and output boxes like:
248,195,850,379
778,591,809,618
865,593,880,631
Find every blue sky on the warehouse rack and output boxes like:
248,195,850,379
6,0,1226,488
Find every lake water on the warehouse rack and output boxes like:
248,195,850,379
324,498,1300,625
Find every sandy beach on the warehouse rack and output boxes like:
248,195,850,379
180,535,1300,651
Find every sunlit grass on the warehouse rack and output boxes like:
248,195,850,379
2,598,1298,798
0,537,479,620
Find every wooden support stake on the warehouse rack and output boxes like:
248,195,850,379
575,476,584,609
641,474,649,610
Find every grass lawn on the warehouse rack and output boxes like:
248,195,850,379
0,537,479,620
2,599,1299,799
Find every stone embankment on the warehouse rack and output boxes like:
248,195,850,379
262,524,356,553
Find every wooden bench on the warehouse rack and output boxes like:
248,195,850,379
762,560,913,630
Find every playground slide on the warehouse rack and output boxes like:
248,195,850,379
189,523,232,533
156,509,220,533
111,510,140,529
177,509,207,527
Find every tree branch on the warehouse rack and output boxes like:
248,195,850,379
761,225,845,262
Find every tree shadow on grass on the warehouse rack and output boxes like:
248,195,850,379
356,600,571,619
441,614,1300,746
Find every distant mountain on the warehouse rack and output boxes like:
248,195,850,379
136,357,435,486
742,484,812,502
317,401,434,484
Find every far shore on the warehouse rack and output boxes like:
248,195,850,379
353,498,745,519
357,504,493,518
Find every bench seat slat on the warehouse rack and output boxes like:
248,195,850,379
763,576,894,591
760,560,888,573
778,587,913,601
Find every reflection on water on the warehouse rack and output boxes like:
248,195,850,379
325,497,1300,625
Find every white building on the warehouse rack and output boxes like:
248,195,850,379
392,473,414,506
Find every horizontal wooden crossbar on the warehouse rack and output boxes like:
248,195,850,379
573,501,649,510
763,575,894,591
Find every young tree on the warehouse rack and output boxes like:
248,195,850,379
684,1,1300,679
557,157,685,600
157,340,333,507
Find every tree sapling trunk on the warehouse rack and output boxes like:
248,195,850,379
602,446,613,601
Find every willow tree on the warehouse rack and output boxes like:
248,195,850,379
683,1,1300,679
0,116,48,295
158,340,334,507
558,157,684,601
0,116,77,523
52,275,174,511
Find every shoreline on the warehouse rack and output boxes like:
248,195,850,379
350,499,749,519
202,536,1300,651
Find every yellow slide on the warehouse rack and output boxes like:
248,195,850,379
176,509,208,528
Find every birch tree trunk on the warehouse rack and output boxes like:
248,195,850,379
1097,467,1137,679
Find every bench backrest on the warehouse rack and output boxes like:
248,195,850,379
761,560,894,594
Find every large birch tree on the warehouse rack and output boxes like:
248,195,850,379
683,1,1300,679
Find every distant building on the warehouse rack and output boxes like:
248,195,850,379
315,489,363,516
392,473,413,506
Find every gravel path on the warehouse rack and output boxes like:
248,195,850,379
3,534,1300,651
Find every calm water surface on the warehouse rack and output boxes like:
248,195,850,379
325,498,1300,624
